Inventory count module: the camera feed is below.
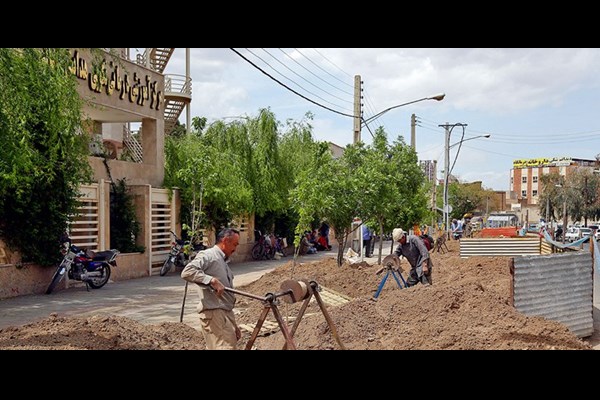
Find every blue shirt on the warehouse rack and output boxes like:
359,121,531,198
362,225,371,240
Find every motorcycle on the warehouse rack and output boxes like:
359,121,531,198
46,238,119,294
160,230,206,276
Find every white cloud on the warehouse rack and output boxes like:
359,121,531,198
153,48,600,192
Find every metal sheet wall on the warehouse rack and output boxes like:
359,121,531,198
460,238,541,258
512,251,593,338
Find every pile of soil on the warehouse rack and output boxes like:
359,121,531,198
0,314,206,350
0,240,592,350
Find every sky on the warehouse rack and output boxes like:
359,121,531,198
139,48,600,191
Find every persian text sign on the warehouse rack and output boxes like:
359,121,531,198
69,49,162,111
512,157,572,169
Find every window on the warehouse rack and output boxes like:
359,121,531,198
522,177,527,183
521,190,527,198
532,190,538,197
533,176,538,183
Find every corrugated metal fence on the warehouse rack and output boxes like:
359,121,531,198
511,252,593,338
460,237,541,258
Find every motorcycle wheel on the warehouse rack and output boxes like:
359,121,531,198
251,243,264,260
88,265,111,289
45,265,66,294
160,257,173,276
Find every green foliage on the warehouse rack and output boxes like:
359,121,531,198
109,178,144,253
447,182,486,219
165,109,322,245
292,128,431,265
358,128,430,262
0,48,92,266
540,170,600,224
292,142,363,265
164,121,253,242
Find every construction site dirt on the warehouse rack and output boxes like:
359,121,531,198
0,240,595,350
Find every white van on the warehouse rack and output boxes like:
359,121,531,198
565,227,592,242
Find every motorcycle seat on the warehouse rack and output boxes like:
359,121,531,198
93,250,117,261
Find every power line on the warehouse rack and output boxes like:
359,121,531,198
230,48,355,119
285,48,355,98
310,48,355,85
252,48,353,113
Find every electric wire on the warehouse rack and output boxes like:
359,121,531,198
310,48,355,85
265,48,353,109
285,48,355,98
230,48,355,119
253,48,353,113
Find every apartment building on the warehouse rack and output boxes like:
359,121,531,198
508,156,597,222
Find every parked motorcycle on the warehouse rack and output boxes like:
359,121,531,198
160,230,206,276
46,238,119,294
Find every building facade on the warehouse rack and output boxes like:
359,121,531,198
508,156,597,223
0,48,191,298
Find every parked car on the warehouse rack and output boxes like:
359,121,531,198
565,226,592,242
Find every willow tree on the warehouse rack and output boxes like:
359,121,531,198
0,48,91,266
164,128,252,244
272,112,321,240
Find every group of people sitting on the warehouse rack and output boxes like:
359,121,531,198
299,223,332,255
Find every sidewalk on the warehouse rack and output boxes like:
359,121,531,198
0,243,384,330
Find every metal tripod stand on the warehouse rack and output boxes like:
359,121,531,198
373,254,407,299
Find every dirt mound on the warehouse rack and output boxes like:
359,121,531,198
0,313,206,350
0,239,592,350
234,241,590,350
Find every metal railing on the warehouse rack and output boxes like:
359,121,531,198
122,125,143,163
164,74,192,97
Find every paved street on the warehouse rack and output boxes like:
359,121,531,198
0,243,388,330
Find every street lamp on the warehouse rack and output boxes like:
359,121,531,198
555,183,568,243
440,122,490,239
361,93,445,137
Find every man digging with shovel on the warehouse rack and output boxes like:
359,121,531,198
392,228,433,287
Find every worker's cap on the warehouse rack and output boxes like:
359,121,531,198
392,228,406,242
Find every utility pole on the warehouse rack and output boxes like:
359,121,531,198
443,123,450,239
584,175,589,227
186,48,191,132
432,160,437,229
545,196,550,225
439,122,468,239
410,113,416,150
353,75,362,144
562,198,567,244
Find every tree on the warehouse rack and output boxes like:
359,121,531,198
292,142,361,265
359,127,430,263
164,129,252,244
0,48,92,266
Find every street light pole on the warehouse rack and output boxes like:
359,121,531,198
440,123,491,239
361,93,445,133
562,197,567,244
444,124,452,239
555,183,568,243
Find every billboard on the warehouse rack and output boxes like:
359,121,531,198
512,157,572,169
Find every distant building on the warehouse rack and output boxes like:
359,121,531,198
419,160,437,182
328,142,345,159
508,156,597,222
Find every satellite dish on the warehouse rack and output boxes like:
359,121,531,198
444,204,453,213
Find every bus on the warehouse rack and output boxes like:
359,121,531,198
486,213,519,228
